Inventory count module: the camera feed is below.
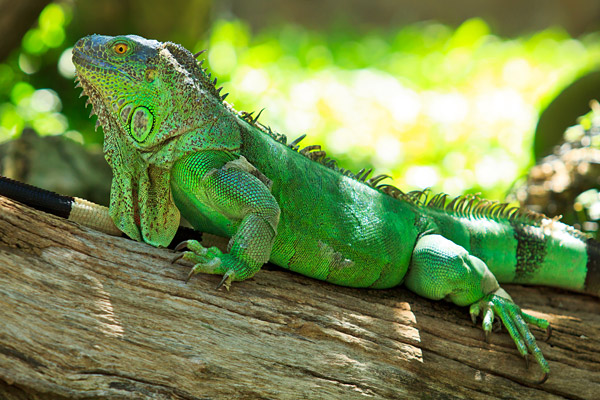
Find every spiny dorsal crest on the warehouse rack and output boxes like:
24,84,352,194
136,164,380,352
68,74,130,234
401,188,551,225
162,42,226,102
167,42,550,227
253,124,551,226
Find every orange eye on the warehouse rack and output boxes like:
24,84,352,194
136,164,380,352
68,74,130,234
114,43,129,54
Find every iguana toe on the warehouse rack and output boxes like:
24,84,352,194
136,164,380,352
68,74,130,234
187,258,223,283
173,240,191,252
216,269,236,290
471,289,550,382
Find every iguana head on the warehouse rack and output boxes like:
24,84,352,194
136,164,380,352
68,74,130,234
72,34,230,152
73,34,164,148
72,34,240,246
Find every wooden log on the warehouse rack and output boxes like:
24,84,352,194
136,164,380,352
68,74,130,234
0,195,598,399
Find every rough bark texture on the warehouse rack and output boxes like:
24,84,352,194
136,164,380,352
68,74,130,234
0,195,598,399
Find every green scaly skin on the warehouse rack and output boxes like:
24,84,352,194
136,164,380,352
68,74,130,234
72,34,600,383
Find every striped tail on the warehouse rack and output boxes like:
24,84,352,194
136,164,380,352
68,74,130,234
503,220,600,297
584,237,600,296
400,189,600,296
490,219,600,297
427,206,600,297
503,221,600,297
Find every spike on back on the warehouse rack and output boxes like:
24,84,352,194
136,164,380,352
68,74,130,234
163,42,223,103
182,41,553,228
405,188,550,225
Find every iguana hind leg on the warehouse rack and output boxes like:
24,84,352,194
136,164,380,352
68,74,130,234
404,234,550,382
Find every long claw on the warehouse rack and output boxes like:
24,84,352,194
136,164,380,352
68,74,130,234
172,239,241,290
538,372,550,385
174,240,190,252
471,289,550,382
470,303,480,325
545,324,552,342
172,252,185,264
470,311,478,325
216,275,228,290
216,270,234,291
185,267,198,283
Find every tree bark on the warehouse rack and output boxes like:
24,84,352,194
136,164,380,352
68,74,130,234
0,195,598,399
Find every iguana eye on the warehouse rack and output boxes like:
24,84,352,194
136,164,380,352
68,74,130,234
114,43,129,55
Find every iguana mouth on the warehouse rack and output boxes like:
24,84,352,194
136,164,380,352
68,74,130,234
72,49,136,81
72,49,111,71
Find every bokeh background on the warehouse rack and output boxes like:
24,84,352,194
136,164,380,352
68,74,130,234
1,0,600,202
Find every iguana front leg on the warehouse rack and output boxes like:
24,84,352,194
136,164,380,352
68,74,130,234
170,151,280,289
404,234,550,382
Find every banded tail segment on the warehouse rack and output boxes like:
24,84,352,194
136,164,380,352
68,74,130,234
502,219,600,297
0,175,203,247
455,215,600,297
412,189,600,297
508,220,599,296
585,237,600,295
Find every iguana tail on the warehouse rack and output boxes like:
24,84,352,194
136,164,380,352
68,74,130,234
427,206,600,297
496,222,600,296
490,220,600,297
580,237,600,296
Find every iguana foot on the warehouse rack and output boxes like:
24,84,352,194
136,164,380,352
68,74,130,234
172,240,234,289
469,288,550,384
173,240,245,290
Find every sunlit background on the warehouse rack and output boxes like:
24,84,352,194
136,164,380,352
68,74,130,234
1,1,600,201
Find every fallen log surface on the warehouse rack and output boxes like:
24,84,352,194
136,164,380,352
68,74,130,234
0,195,598,399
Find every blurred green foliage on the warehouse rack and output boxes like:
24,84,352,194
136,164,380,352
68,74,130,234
2,3,600,200
202,18,600,199
0,3,77,143
22,4,69,55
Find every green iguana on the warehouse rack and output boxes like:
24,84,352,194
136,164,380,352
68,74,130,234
3,34,599,384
